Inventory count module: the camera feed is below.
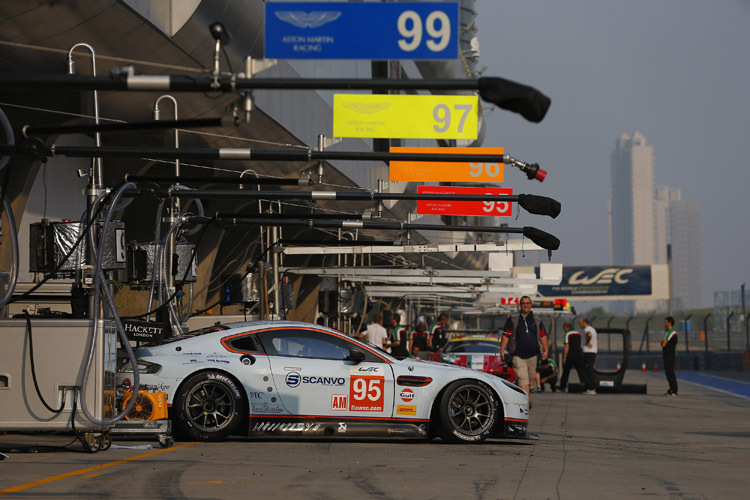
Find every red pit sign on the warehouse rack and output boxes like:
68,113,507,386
416,186,513,217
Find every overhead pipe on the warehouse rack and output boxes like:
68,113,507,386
22,116,234,137
0,74,550,123
125,174,310,186
180,191,560,218
211,217,560,252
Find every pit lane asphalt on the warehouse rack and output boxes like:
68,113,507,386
1,371,748,500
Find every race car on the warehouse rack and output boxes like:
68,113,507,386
436,335,515,383
116,321,529,443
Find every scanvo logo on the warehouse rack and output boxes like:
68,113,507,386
568,268,633,286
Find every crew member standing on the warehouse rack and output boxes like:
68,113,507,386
359,313,388,350
500,296,549,405
580,317,599,393
428,313,450,352
558,321,591,393
661,316,678,397
410,320,430,360
388,313,410,360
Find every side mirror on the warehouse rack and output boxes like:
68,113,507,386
345,348,366,364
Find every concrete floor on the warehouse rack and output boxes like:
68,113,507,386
1,371,748,499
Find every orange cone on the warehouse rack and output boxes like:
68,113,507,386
653,362,658,373
617,361,622,370
641,362,646,373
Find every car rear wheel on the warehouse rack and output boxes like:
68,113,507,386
438,380,498,443
173,371,245,442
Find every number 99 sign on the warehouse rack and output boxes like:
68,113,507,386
264,2,458,60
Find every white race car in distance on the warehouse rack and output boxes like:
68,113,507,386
116,321,530,443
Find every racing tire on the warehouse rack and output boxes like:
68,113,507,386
173,371,246,442
437,379,498,443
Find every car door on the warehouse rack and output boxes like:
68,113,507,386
256,327,395,419
219,331,286,416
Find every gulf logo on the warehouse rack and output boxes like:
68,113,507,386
400,389,415,403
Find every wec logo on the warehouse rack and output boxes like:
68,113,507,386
568,268,633,286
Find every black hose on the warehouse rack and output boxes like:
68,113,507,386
24,312,65,414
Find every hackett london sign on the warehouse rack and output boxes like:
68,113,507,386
122,320,167,344
416,186,513,217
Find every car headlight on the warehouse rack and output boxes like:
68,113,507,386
502,378,526,395
117,358,162,374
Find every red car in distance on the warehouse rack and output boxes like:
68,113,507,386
434,335,515,384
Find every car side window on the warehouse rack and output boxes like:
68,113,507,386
257,329,352,360
227,334,264,353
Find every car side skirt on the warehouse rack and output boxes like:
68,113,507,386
248,414,428,439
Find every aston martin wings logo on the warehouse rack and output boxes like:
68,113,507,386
275,11,342,29
341,102,391,114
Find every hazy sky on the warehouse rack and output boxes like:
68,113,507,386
475,0,750,307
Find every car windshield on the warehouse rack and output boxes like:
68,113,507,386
444,341,500,353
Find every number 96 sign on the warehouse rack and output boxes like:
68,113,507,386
265,2,458,60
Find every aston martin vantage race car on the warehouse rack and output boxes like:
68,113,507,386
116,321,529,443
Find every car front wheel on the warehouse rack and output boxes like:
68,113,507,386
173,371,245,442
438,380,498,443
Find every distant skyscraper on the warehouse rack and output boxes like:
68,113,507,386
668,200,701,310
655,186,681,265
610,132,655,312
610,134,701,312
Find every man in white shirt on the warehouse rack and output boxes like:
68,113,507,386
579,317,598,393
360,313,388,350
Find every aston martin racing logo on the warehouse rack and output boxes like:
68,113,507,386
274,11,342,29
341,102,391,114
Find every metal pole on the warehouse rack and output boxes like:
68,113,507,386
153,95,180,293
67,42,102,319
667,244,673,317
727,311,735,351
642,315,653,353
683,314,692,353
703,313,711,354
317,134,325,184
272,201,280,319
742,283,748,349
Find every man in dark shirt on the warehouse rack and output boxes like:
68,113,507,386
428,313,449,352
558,321,591,393
536,358,558,392
661,316,678,397
410,320,430,360
388,313,410,359
499,296,549,404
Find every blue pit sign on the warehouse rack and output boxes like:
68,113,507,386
265,2,459,60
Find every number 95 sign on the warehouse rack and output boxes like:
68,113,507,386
265,2,458,60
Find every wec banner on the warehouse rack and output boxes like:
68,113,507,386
537,266,653,297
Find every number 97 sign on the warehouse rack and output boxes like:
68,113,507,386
334,94,478,140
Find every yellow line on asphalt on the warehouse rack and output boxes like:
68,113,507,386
0,442,198,496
